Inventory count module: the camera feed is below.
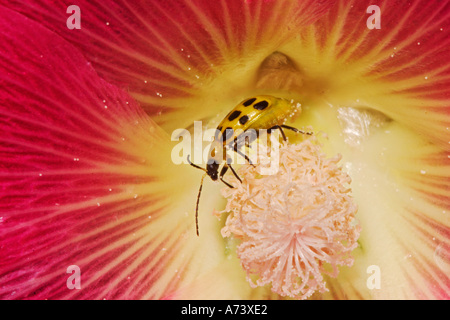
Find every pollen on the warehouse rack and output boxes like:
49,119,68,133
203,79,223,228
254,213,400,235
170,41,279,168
217,137,360,299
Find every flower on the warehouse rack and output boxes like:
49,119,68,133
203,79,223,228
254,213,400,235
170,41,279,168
217,138,361,299
1,0,449,300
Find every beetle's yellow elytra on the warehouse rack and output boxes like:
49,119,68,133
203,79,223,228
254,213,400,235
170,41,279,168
216,95,301,146
189,95,309,236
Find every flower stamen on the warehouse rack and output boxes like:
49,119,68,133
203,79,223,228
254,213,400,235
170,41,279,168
217,136,361,299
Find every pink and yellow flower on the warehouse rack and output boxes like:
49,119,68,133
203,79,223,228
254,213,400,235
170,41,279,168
0,0,449,299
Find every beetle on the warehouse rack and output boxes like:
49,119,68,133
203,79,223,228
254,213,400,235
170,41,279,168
188,95,311,235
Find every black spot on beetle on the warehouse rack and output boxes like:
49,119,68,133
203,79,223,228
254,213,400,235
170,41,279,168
253,100,269,110
228,110,241,121
239,115,249,125
242,98,257,106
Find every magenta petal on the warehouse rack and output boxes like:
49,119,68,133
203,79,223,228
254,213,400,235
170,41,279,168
0,7,177,299
295,0,450,147
2,0,336,120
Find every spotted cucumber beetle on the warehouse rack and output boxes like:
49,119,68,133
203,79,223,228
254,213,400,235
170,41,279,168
188,95,312,235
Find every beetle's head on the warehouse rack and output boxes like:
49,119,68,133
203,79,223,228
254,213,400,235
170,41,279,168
206,161,219,181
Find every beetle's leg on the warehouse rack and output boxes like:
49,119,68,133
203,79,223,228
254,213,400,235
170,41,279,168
227,163,242,184
280,125,313,135
268,125,313,141
232,138,255,166
268,125,287,141
219,163,236,188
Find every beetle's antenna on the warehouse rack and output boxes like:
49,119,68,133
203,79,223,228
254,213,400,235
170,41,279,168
187,154,206,172
187,154,207,236
195,173,207,236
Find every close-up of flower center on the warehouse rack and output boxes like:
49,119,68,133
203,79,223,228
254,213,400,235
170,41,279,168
0,0,449,301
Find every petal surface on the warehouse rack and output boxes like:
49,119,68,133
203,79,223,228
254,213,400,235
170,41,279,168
2,0,449,300
0,7,220,299
277,0,450,148
1,0,336,130
267,0,450,298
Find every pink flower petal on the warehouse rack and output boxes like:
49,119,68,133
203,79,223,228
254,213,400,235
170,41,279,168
3,0,449,300
292,0,450,147
0,6,191,299
3,0,336,125
274,0,450,298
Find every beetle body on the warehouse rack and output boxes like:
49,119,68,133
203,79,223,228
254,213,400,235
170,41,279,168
216,95,301,145
206,95,302,178
189,95,307,235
